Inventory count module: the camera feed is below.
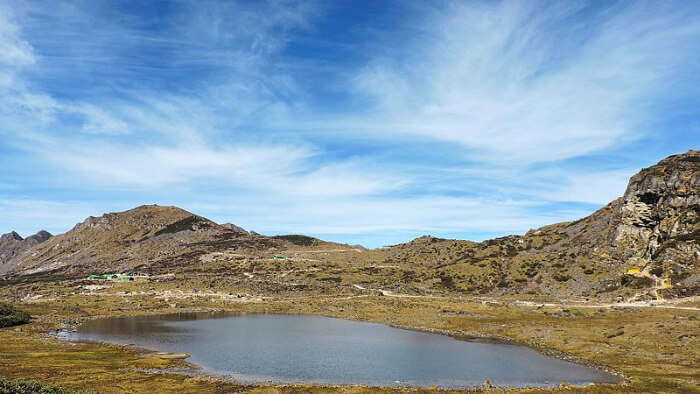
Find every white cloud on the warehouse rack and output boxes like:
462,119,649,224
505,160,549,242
74,104,130,135
341,1,700,163
1,1,697,247
0,6,34,67
544,169,633,204
184,193,582,239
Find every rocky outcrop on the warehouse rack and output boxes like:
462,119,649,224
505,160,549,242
0,230,52,266
221,223,248,234
386,151,699,299
610,151,700,295
614,151,700,260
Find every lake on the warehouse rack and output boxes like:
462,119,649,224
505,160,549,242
70,312,618,388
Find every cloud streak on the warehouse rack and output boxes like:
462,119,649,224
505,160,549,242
340,1,700,162
1,1,699,247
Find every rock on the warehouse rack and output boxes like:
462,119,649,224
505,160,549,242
220,223,248,234
154,352,190,360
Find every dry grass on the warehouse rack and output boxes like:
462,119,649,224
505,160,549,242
0,277,697,393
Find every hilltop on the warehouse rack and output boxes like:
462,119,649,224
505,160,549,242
0,205,274,277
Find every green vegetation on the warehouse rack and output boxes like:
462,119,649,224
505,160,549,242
0,303,30,328
0,376,94,394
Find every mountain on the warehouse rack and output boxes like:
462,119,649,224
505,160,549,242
0,205,278,277
0,230,52,266
0,151,697,300
384,150,699,299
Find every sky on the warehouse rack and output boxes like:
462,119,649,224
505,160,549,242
1,0,699,247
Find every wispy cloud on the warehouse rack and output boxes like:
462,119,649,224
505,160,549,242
339,1,700,163
1,1,699,247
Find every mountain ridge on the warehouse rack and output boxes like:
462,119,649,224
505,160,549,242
1,151,698,300
0,230,52,266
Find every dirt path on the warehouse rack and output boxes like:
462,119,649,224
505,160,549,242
352,284,423,298
513,297,700,311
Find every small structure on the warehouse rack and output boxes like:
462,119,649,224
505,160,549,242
626,268,641,274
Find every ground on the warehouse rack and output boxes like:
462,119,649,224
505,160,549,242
0,273,697,394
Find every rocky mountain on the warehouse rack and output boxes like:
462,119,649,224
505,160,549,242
0,205,280,278
0,230,52,266
384,150,699,299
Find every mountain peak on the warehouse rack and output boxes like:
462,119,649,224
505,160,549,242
0,230,52,266
25,230,52,244
1,231,23,242
624,150,699,203
4,204,235,276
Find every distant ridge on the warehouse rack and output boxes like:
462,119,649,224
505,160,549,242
0,230,52,265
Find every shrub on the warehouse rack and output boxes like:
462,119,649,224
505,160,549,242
0,303,30,328
0,376,94,394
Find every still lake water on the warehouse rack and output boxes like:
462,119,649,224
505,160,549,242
71,313,618,388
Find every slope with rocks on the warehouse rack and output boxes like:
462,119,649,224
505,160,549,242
1,205,279,278
0,230,52,266
383,150,699,299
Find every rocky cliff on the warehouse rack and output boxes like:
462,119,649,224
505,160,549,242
615,151,699,267
384,150,699,299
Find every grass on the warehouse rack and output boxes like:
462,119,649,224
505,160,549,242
0,303,30,328
1,277,698,393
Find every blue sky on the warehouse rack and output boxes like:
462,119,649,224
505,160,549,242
1,0,699,247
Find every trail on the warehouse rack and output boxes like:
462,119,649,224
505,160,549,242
352,284,423,298
513,297,700,312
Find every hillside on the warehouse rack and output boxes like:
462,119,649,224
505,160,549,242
0,151,697,301
0,205,361,282
383,150,699,299
0,205,281,278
